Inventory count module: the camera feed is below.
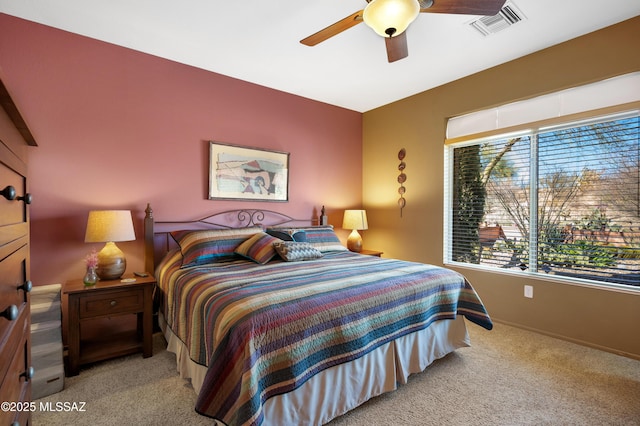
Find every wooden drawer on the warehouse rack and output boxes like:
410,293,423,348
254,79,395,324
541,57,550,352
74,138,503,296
0,160,27,227
0,305,30,391
0,312,31,426
0,245,29,376
79,288,145,319
0,244,28,303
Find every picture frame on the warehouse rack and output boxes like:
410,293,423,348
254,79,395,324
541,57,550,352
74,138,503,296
209,141,289,202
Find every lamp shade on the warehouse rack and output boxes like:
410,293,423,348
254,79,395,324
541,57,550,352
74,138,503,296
85,210,136,243
342,210,368,231
363,0,420,37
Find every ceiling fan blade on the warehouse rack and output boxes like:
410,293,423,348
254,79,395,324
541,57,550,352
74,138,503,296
420,0,506,16
300,10,364,46
385,32,408,63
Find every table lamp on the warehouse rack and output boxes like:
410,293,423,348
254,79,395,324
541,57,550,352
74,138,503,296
342,209,368,253
85,210,136,280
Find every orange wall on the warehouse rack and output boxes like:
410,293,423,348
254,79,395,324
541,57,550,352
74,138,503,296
0,13,363,286
363,17,640,358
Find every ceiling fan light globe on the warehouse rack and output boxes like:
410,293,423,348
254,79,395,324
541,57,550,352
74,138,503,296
363,0,420,37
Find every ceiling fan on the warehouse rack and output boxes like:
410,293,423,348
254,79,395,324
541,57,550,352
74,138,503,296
300,0,507,63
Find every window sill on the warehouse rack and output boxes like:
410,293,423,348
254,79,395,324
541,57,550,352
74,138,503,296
444,260,640,295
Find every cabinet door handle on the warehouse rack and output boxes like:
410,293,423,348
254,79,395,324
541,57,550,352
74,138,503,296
110,300,117,307
21,366,35,381
17,193,32,204
18,280,32,293
1,185,16,200
1,305,19,321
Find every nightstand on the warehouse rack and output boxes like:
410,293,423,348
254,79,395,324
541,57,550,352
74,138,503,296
360,249,383,257
64,274,155,376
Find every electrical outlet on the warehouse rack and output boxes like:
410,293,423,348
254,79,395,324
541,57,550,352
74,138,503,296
524,285,533,298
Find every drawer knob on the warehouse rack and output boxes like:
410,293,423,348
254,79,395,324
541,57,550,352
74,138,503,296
1,305,18,321
110,300,117,307
1,185,16,200
17,193,32,204
21,366,35,381
18,280,32,293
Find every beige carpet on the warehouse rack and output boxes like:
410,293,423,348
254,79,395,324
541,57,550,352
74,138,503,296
33,323,640,425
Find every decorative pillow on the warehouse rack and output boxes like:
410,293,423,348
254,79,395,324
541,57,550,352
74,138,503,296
269,226,346,252
234,232,279,264
171,227,261,268
273,241,323,262
266,229,307,242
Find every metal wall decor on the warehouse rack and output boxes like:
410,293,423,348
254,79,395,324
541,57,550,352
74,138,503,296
397,148,406,217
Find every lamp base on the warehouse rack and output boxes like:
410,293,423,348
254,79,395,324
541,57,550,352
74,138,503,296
96,242,127,280
346,229,363,253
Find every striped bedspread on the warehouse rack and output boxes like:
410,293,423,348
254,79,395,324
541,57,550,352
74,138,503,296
156,250,492,426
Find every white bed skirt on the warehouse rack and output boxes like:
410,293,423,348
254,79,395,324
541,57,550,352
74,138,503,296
160,314,470,425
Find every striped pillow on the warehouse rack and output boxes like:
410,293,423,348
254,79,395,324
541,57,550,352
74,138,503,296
171,227,261,267
234,232,279,264
273,241,323,262
269,226,346,252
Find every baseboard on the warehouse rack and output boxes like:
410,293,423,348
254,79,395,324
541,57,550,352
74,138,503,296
491,319,640,361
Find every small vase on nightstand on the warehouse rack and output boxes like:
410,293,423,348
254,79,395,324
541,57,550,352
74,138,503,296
83,267,98,286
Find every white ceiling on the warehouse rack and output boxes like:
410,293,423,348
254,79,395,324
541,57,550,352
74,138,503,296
1,0,639,112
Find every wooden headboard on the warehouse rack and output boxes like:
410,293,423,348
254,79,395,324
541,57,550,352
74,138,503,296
143,203,316,273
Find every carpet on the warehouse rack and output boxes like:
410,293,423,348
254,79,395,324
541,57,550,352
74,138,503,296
32,322,640,425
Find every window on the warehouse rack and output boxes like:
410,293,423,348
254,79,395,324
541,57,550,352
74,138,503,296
445,112,640,289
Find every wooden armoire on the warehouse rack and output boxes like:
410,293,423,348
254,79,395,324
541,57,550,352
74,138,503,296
0,79,36,426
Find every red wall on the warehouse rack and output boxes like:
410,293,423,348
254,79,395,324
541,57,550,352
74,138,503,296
0,13,363,286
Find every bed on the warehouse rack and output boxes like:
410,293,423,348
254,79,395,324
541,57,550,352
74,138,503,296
143,204,492,426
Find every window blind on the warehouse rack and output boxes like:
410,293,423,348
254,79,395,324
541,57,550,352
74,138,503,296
446,112,640,289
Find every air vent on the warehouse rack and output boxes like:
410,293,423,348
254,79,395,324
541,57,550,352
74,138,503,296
469,1,525,36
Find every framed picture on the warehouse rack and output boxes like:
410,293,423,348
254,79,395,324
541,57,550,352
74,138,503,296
209,141,289,202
